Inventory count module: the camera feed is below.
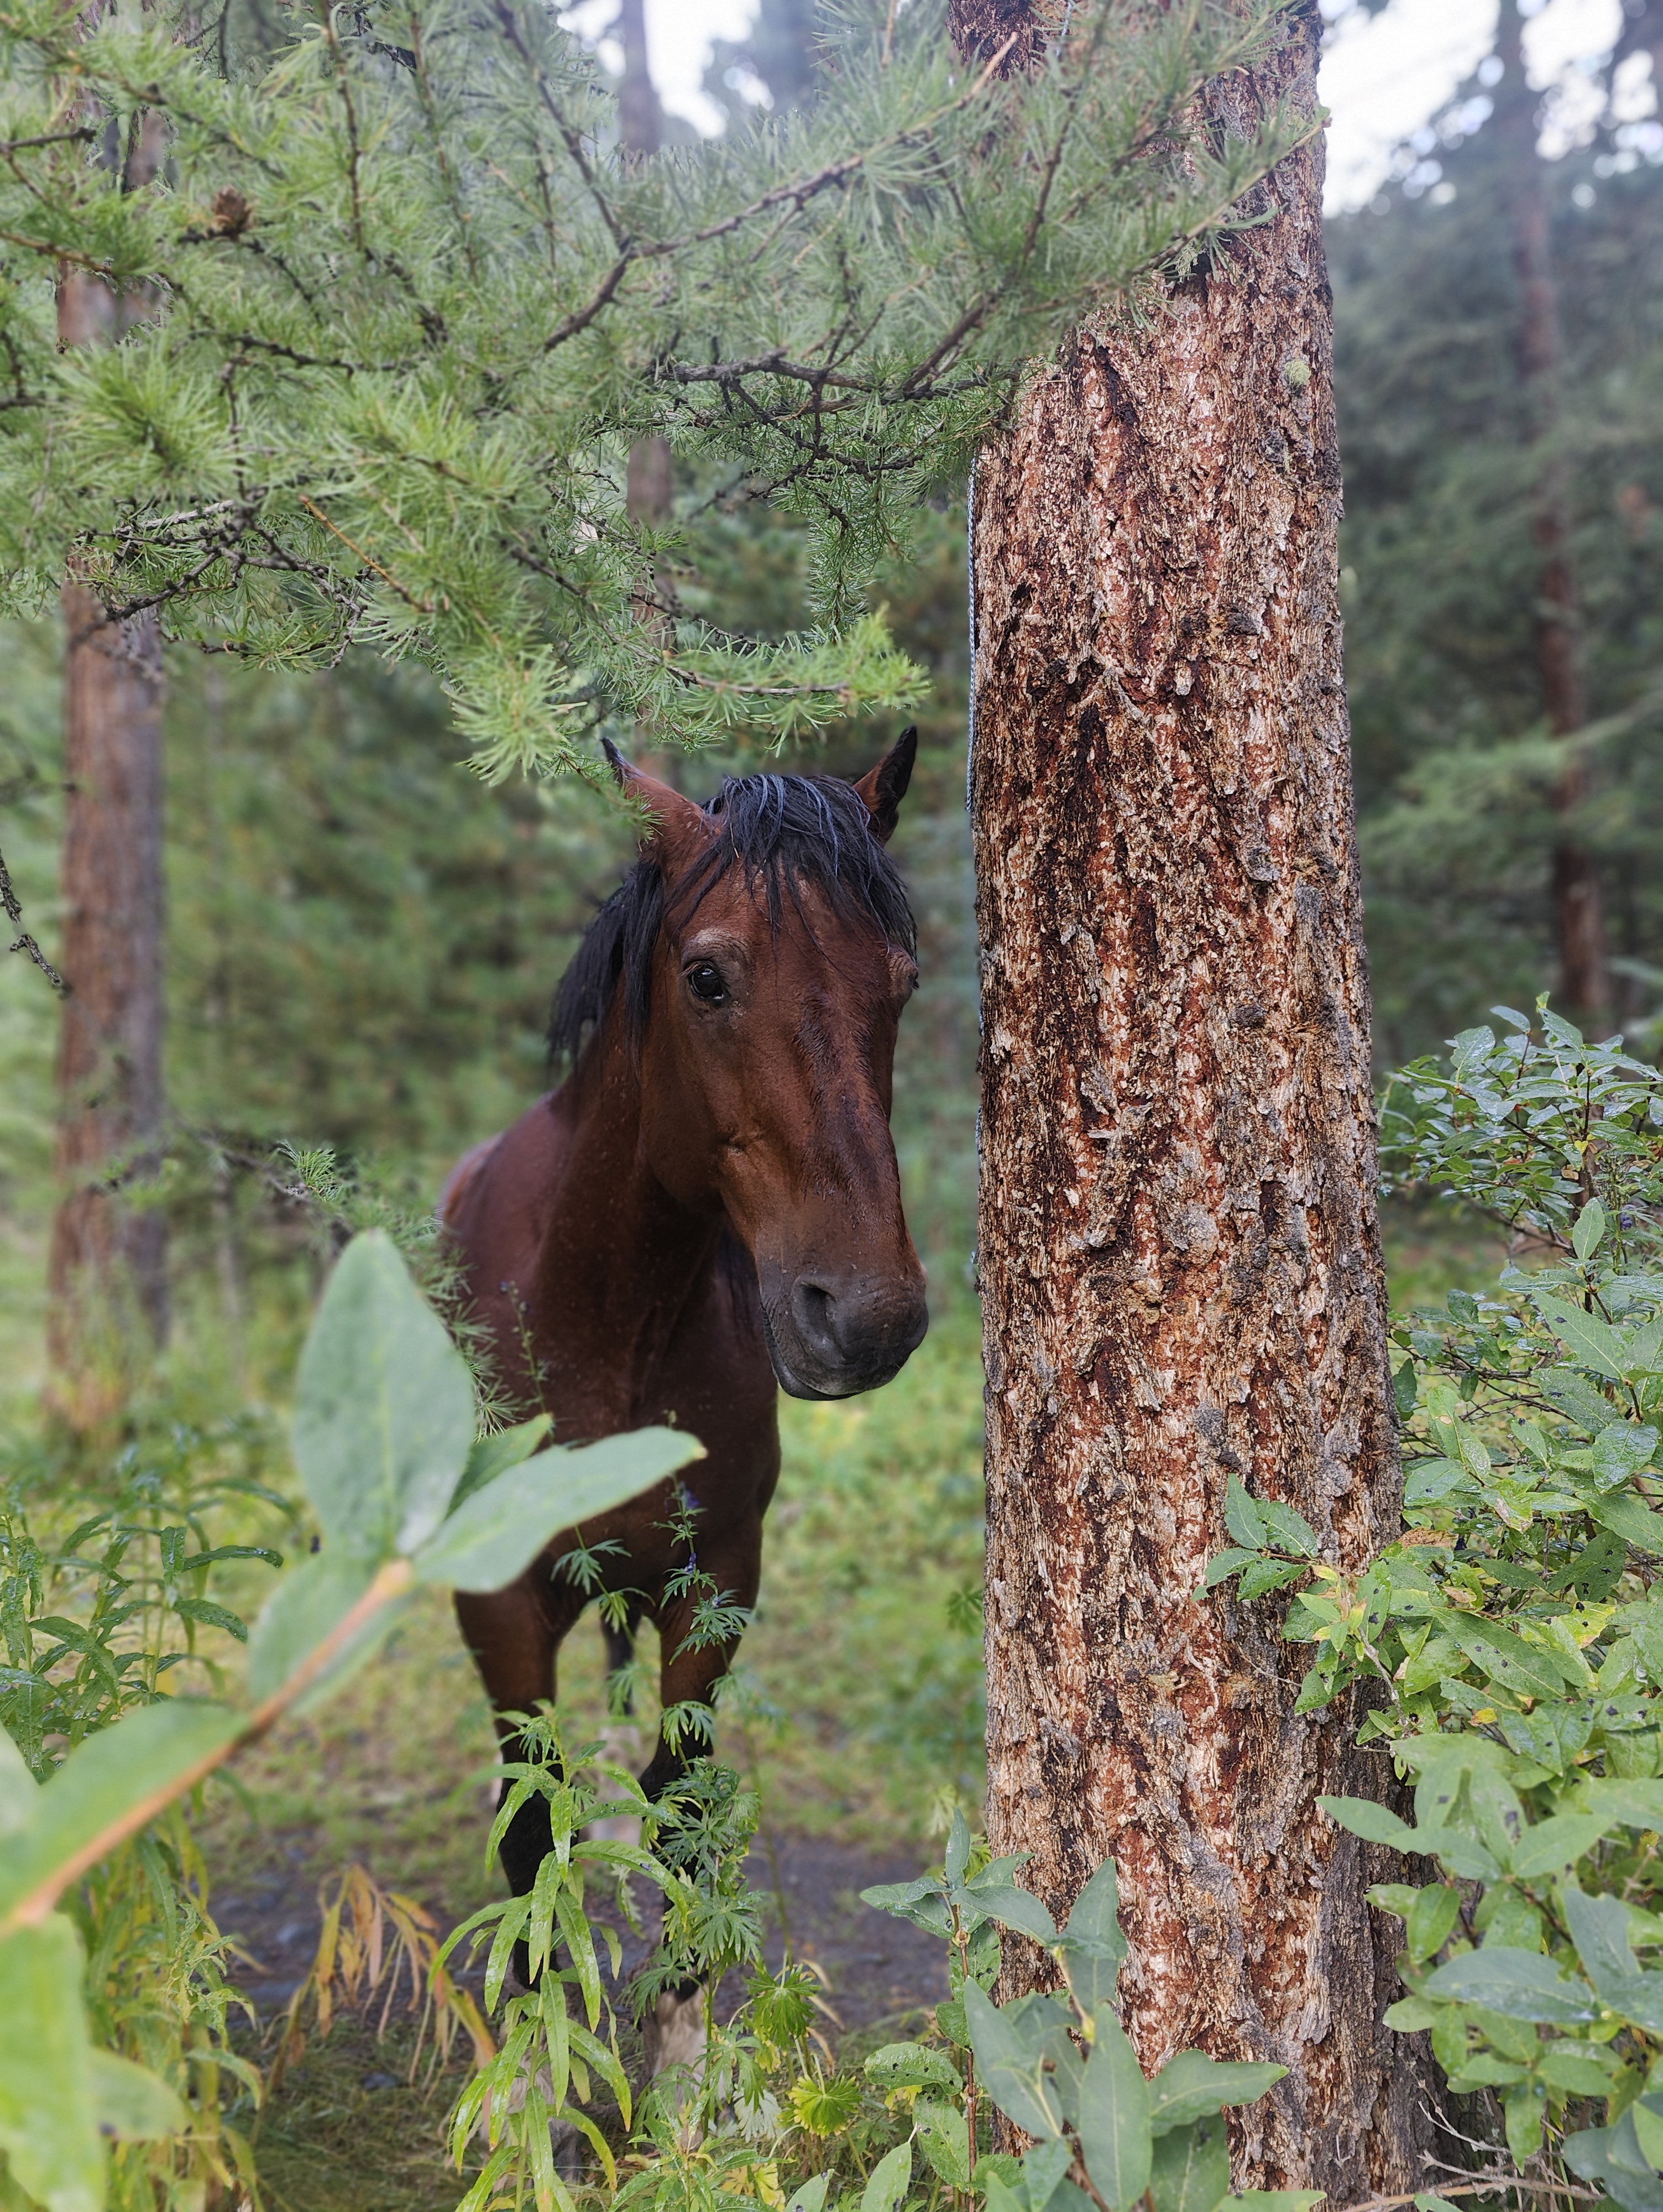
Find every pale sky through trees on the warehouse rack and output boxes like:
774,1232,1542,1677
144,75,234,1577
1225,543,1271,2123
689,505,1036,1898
561,0,1651,208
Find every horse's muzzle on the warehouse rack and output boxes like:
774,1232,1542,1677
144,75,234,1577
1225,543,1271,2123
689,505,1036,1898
760,1266,929,1399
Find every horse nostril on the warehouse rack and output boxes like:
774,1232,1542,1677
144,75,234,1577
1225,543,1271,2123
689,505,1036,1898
791,1280,840,1354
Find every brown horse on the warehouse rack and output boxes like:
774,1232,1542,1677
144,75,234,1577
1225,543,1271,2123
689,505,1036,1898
440,734,927,1913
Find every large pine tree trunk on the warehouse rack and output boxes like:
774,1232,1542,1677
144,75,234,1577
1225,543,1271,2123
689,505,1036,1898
1495,0,1610,1024
48,264,168,1427
965,2,1431,2190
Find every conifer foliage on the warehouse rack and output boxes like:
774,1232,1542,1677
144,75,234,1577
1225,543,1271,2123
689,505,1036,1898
0,0,1304,777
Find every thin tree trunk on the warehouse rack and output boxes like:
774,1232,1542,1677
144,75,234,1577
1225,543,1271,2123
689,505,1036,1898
1495,0,1610,1025
616,0,681,785
48,134,169,1426
963,0,1432,2190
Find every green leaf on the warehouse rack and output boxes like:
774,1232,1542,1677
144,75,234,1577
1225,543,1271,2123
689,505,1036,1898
1225,2195,1325,2212
1592,1488,1663,1557
1629,2101,1663,2169
864,1877,954,1936
1531,1291,1630,1384
914,2096,971,2189
1574,1198,1608,1264
1509,1812,1614,1878
0,1699,238,1924
1393,1360,1419,1421
1076,2008,1153,2211
1421,1947,1597,2023
1149,2115,1229,2212
1148,2051,1285,2135
1405,1885,1461,1965
860,2141,912,2212
1201,1550,1260,1588
0,1918,103,2212
0,1723,38,1839
1593,1423,1661,1490
171,1597,247,1643
1236,1559,1308,1600
1504,2080,1544,2164
1253,1500,1318,1559
245,1552,405,1708
292,1230,475,1561
1316,1795,1418,1850
88,2053,186,2141
963,1978,1065,2142
785,2177,830,2212
1059,1859,1127,2013
449,1414,553,1509
412,1428,702,1592
1223,1478,1266,1551
864,2043,961,2095
944,1808,972,1886
1019,2139,1074,2210
956,1881,1059,1946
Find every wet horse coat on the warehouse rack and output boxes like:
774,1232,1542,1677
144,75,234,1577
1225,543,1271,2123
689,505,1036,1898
441,738,927,1905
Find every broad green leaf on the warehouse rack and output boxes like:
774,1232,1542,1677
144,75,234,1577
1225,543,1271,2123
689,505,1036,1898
88,2054,186,2141
863,1877,954,1936
293,1230,475,1560
1421,1947,1597,2023
1021,2139,1074,2209
1064,1859,1128,1961
1592,1489,1663,1557
1565,2115,1663,2212
944,1808,972,1886
864,2042,961,2095
1060,1859,1127,2013
1253,1499,1318,1559
785,2178,830,2212
1504,2081,1544,2164
1593,1423,1661,1491
245,1552,405,1708
1574,1198,1608,1264
1405,1886,1460,1965
0,1723,38,1839
1226,2195,1325,2212
1148,2051,1285,2135
0,1699,237,1923
860,2140,912,2212
1223,1478,1266,1550
1316,1795,1418,1850
412,1428,703,1592
963,1978,1065,2141
0,1917,103,2212
1149,2116,1230,2212
1531,1292,1630,1384
450,1415,553,1509
1414,2197,1465,2212
1536,2047,1620,2095
1236,1559,1308,1601
1202,1550,1259,1588
956,1881,1059,1946
1509,1813,1614,1878
1393,1360,1418,1421
1630,2101,1663,2170
914,2096,971,2189
1076,2007,1152,2211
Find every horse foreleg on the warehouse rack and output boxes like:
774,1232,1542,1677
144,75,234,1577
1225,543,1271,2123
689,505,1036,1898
637,1517,763,1801
455,1572,587,1898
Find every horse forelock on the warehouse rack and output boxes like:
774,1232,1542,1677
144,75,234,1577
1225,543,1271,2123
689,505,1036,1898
547,769,915,1067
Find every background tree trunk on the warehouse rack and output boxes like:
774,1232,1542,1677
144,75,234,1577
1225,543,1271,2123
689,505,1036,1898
48,208,169,1427
1495,0,1611,1025
965,1,1435,2190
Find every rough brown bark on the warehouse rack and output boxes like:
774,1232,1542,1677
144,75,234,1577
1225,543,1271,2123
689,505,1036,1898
48,243,169,1426
967,4,1433,2193
1494,0,1610,1025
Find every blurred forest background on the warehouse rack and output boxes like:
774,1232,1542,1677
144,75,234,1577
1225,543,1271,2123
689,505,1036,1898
3,8,1663,2194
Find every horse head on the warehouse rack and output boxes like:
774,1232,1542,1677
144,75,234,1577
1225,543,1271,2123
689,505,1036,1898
587,735,929,1400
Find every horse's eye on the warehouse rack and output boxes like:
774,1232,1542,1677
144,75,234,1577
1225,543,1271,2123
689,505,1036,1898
686,961,728,1004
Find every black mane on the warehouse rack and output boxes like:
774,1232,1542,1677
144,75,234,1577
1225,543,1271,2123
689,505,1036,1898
548,770,917,1066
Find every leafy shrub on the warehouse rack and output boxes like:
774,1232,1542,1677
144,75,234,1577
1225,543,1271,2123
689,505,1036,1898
1210,1004,1663,2189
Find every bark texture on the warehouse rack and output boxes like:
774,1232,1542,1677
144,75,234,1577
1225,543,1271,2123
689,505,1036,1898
969,7,1431,2192
48,264,169,1425
1495,0,1610,1023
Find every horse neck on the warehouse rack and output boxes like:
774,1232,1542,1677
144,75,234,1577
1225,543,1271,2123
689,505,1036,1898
529,1008,720,1408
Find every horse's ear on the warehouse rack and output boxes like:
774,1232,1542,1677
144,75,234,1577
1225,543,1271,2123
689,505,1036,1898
602,739,709,852
850,727,917,845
